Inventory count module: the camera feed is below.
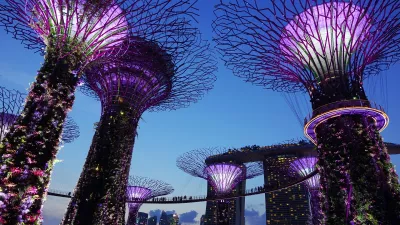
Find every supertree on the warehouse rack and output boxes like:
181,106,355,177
61,1,216,223
125,176,174,225
177,147,263,225
213,0,400,224
0,0,132,222
290,157,321,225
0,87,80,143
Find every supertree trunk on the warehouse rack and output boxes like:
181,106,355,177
126,206,140,225
316,115,400,224
316,119,352,225
61,103,139,225
309,189,323,225
0,44,82,224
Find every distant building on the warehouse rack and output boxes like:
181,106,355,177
200,215,205,225
159,211,170,225
169,213,179,225
136,212,148,225
204,180,246,225
167,214,174,225
147,216,157,225
264,155,309,224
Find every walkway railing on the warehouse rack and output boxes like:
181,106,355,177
305,99,385,124
47,170,317,204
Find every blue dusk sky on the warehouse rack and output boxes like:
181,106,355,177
1,1,400,225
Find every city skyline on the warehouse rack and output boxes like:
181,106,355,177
1,1,400,224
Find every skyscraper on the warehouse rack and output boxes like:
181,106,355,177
159,211,169,225
136,212,148,225
148,216,157,225
204,180,246,225
263,155,309,224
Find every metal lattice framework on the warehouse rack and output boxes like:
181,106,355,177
213,0,400,96
290,157,320,189
81,31,216,114
126,176,174,225
0,0,134,61
177,147,263,194
0,87,25,141
290,157,322,225
127,176,174,200
63,1,216,224
61,116,80,143
204,163,244,194
0,86,79,143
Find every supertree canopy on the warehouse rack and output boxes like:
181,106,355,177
125,176,174,225
61,1,216,224
213,0,400,224
290,157,322,225
0,0,131,223
0,87,25,141
204,163,244,194
176,147,263,195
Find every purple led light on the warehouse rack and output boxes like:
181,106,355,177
126,186,152,209
280,2,370,78
31,0,128,59
0,113,17,141
204,163,244,194
102,72,158,95
290,157,319,189
305,107,388,144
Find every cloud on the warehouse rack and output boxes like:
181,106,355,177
148,209,176,219
179,210,198,223
148,209,163,218
245,209,266,225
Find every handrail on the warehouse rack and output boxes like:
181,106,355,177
305,100,385,124
47,170,318,204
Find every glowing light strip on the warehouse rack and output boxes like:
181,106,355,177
304,107,389,145
204,163,244,194
290,157,320,188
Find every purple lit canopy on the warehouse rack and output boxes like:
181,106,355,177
280,2,370,80
204,163,245,194
213,0,400,92
0,0,131,60
126,176,173,214
0,87,79,143
177,147,263,194
81,32,216,116
81,39,174,115
290,157,320,189
0,113,17,141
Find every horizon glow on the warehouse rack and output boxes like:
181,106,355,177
0,113,17,141
32,0,128,58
